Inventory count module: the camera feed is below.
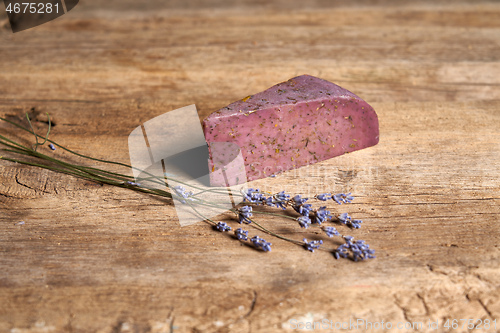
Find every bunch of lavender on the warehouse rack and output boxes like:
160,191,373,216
204,187,376,259
334,236,376,261
0,113,376,262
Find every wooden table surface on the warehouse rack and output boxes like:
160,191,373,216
1,1,499,332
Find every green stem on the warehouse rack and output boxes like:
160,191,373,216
245,217,304,245
185,200,217,225
0,134,31,150
0,155,173,198
25,113,40,151
252,210,300,222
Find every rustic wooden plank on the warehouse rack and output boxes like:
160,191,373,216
0,1,499,332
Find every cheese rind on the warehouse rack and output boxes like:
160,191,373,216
203,75,379,184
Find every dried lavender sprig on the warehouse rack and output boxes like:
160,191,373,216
237,206,253,224
237,214,303,246
303,238,323,252
242,188,265,203
261,190,290,210
1,115,376,259
190,197,330,249
1,142,365,257
166,192,290,242
196,191,369,252
172,192,372,256
313,206,331,225
291,194,313,216
333,193,354,204
297,216,312,229
316,193,331,201
234,228,249,241
337,213,363,229
166,194,306,248
323,226,340,237
182,196,304,246
290,194,307,206
241,189,351,212
215,222,231,232
2,149,370,257
242,188,291,210
250,236,272,252
333,236,375,261
173,185,197,204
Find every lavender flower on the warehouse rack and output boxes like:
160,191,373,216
313,206,331,225
291,194,308,206
237,206,253,224
316,193,331,201
293,203,312,216
234,228,249,241
323,226,340,237
350,239,376,261
251,236,272,252
338,213,350,225
297,216,312,229
333,193,354,204
263,191,289,209
275,190,290,201
264,196,275,207
273,190,290,210
243,188,265,203
333,244,349,259
215,221,231,232
338,213,363,229
173,185,194,204
350,220,363,229
126,181,141,186
290,195,311,216
303,238,323,252
48,143,56,151
333,236,375,261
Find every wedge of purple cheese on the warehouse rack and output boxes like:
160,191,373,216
203,75,379,185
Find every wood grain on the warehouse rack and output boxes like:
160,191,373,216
1,1,499,332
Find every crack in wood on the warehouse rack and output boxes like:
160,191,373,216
416,293,430,316
244,290,257,319
15,172,36,192
478,298,494,319
0,192,15,198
